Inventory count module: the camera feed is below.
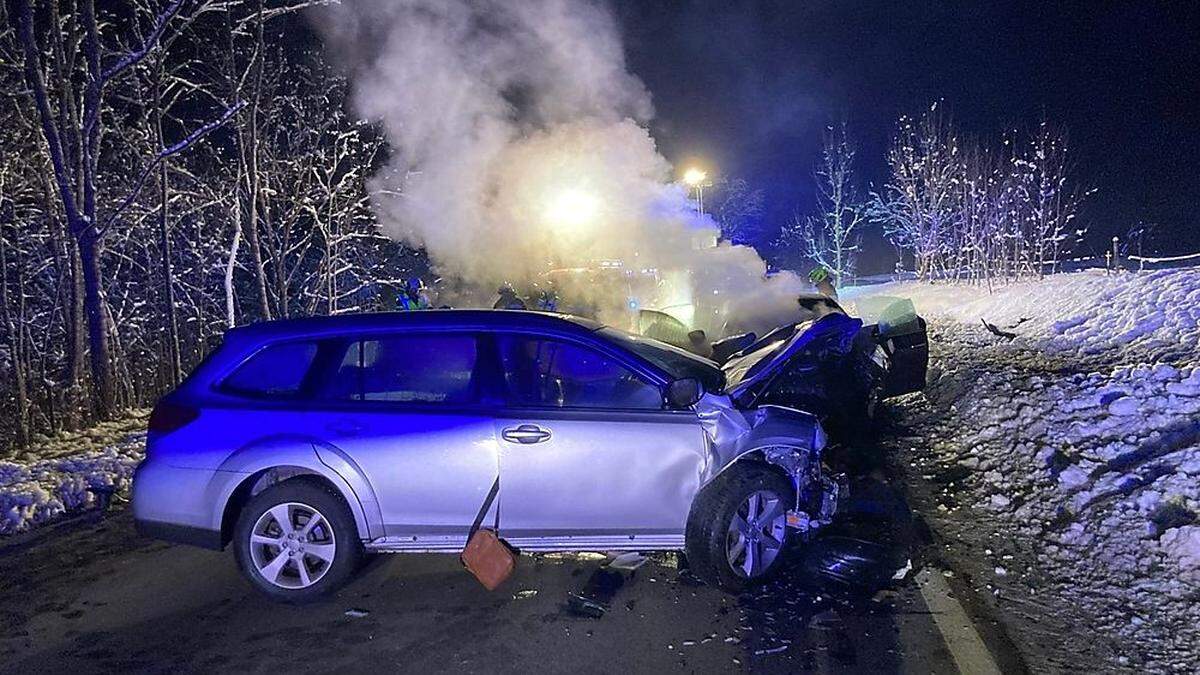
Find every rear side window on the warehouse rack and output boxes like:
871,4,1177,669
221,341,319,398
327,334,479,404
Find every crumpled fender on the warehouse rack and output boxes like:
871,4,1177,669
696,393,824,487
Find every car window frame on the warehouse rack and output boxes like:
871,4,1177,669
490,330,669,412
306,330,502,411
215,337,329,401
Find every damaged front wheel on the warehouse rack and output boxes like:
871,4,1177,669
686,465,793,591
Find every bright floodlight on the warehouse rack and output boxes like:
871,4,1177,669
545,189,599,229
683,168,708,186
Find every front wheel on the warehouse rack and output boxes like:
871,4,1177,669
686,464,793,591
233,479,362,602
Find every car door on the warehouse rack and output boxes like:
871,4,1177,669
309,331,499,547
491,332,707,548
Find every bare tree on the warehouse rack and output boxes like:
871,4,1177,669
712,178,766,246
801,122,865,283
9,0,241,417
869,104,1088,284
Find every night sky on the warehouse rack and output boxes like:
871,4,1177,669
616,1,1200,272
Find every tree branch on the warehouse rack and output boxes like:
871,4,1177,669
101,0,188,82
98,99,246,236
11,0,82,228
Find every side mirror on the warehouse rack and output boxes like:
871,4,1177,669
666,377,704,409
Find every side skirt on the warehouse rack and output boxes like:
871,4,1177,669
365,534,685,554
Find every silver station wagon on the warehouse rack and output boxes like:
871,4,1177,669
134,310,858,601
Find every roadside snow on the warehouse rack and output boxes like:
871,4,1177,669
855,268,1200,672
845,268,1200,361
1,416,147,536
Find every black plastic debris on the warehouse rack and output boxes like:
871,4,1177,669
564,564,628,619
799,533,910,594
566,593,608,618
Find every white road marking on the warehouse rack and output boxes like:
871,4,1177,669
916,568,1003,675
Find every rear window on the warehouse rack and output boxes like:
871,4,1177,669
221,341,319,398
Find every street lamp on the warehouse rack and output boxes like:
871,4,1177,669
683,168,712,216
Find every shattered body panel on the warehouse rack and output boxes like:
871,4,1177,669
696,394,835,531
713,305,928,434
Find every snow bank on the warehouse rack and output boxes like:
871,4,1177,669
844,268,1200,361
857,268,1200,671
0,432,145,535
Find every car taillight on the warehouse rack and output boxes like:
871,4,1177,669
148,401,199,434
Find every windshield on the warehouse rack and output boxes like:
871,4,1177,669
597,327,725,392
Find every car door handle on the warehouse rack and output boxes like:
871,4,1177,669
327,420,364,436
501,424,552,444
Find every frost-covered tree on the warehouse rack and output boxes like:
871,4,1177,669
9,0,241,416
869,104,962,281
870,104,1088,284
712,178,766,247
801,122,865,283
0,1,407,451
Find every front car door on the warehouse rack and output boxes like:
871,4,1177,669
491,332,707,551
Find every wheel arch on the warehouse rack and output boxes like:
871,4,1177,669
208,438,380,546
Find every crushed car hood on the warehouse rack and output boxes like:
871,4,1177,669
720,313,864,406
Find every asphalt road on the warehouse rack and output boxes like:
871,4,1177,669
0,504,1019,674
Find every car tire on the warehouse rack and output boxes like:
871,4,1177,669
233,478,363,603
685,464,793,592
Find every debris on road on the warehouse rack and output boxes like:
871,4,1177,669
565,593,607,618
606,551,647,571
513,589,538,600
344,608,370,618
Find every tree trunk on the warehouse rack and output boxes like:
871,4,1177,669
242,0,273,321
153,68,181,385
78,231,114,418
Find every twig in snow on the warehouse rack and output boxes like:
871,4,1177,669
981,318,1017,340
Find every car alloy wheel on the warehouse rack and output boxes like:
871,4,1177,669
726,489,788,578
248,502,337,590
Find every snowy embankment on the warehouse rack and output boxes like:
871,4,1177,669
0,415,147,536
847,268,1200,672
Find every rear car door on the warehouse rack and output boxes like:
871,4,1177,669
309,332,499,546
491,333,706,547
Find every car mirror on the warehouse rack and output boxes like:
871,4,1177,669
665,377,703,409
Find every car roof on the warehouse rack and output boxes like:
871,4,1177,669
223,309,605,344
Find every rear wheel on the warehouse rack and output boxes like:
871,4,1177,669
686,464,793,591
233,479,362,602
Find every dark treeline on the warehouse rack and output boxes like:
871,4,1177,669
0,0,410,451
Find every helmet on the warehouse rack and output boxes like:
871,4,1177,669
405,277,426,292
808,266,830,283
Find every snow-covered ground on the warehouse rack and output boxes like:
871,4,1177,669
849,268,1200,672
0,414,147,535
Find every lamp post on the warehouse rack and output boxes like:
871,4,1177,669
683,168,712,216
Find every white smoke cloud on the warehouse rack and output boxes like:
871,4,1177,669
314,0,803,334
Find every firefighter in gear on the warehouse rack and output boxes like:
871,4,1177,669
494,284,527,310
808,266,838,300
535,287,558,312
398,277,431,310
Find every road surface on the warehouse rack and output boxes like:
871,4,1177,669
0,506,1021,674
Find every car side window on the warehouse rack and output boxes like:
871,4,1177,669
221,341,319,398
497,335,662,410
327,334,479,404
